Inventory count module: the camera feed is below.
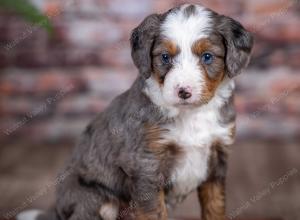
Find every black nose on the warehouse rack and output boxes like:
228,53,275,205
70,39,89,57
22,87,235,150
178,88,192,100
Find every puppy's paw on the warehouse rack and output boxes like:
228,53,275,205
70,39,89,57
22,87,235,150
17,210,43,220
99,203,119,220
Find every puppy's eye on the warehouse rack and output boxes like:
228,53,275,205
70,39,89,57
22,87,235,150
161,53,171,65
201,52,214,65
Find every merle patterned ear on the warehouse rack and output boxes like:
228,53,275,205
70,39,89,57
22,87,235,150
217,15,254,78
130,14,161,79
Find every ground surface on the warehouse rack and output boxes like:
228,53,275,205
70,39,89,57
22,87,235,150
0,139,299,220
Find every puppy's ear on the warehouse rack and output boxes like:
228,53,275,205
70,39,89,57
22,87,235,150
216,15,254,78
130,14,161,79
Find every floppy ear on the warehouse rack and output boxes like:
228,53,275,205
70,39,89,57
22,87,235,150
130,14,161,79
216,15,254,78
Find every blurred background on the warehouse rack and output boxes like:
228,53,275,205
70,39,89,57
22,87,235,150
0,0,299,220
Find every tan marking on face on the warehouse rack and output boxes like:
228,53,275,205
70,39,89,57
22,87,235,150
192,38,212,55
192,38,226,104
201,69,225,103
152,39,179,85
192,38,225,58
162,39,179,56
152,39,179,57
153,70,165,86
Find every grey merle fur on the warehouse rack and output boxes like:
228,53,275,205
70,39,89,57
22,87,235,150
214,14,254,77
36,5,253,220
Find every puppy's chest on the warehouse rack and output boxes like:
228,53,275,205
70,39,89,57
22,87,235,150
163,108,233,205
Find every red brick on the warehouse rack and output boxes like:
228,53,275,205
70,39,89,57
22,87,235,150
57,95,108,116
0,0,300,143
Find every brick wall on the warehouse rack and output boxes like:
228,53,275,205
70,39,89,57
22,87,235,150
0,0,299,144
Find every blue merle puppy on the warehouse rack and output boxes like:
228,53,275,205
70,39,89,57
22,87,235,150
18,4,253,220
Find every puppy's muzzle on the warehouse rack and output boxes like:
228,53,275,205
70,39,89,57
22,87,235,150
178,87,192,100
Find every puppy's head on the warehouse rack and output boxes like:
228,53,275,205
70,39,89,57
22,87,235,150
131,4,253,107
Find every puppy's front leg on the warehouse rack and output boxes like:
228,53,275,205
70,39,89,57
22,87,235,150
135,190,167,220
198,180,226,220
197,145,228,220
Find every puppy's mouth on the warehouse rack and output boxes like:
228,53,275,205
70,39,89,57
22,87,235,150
175,100,198,107
174,98,207,108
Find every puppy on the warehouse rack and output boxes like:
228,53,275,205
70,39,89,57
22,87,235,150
17,4,253,220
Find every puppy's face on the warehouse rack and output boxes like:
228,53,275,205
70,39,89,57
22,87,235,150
152,7,226,106
131,4,253,108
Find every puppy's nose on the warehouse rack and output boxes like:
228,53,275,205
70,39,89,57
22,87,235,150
178,87,192,100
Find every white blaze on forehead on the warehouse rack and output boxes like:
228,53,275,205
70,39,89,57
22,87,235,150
161,4,213,46
158,5,214,106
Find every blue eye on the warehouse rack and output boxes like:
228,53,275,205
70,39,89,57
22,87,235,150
201,53,214,65
161,53,171,64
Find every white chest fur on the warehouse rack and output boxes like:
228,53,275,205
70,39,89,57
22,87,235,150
145,76,235,204
164,94,234,202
